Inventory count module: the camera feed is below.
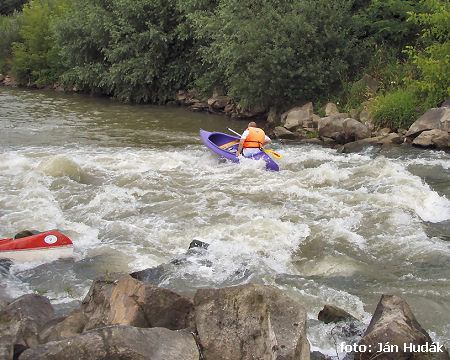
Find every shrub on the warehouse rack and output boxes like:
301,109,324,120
371,88,420,130
184,0,365,109
0,0,27,16
11,0,69,86
406,0,450,107
0,13,21,73
55,0,196,103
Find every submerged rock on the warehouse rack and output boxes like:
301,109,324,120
318,304,358,324
194,283,310,360
20,325,199,360
358,294,449,360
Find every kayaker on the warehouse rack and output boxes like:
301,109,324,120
236,122,271,157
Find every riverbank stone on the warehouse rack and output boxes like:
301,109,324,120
358,294,449,360
20,325,199,360
194,283,310,360
0,294,55,359
318,304,358,324
406,107,450,137
412,129,449,149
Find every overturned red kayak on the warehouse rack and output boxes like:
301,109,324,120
0,230,74,262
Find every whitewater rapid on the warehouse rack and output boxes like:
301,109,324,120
1,88,449,353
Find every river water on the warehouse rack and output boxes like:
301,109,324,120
1,88,449,354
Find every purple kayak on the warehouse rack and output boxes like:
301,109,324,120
200,129,279,171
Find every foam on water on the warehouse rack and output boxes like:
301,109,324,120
1,111,450,349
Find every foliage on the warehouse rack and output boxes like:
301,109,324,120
371,88,420,129
354,0,423,53
406,0,450,107
0,13,21,73
0,0,28,16
11,0,69,85
184,0,365,109
55,0,196,103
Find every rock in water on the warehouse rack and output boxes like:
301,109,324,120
194,283,310,360
358,294,449,360
79,274,194,332
405,107,450,137
412,129,449,149
318,304,358,324
0,294,54,359
20,325,199,360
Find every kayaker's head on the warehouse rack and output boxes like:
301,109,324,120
248,121,257,128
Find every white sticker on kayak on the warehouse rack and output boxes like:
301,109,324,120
44,235,58,244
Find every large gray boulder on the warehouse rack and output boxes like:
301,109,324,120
358,295,449,360
80,275,194,332
20,325,199,360
39,309,88,343
0,294,55,359
343,118,371,141
405,107,450,137
273,126,298,139
318,116,345,143
318,305,358,324
282,102,314,130
412,129,449,149
325,102,339,116
194,284,310,360
108,275,194,330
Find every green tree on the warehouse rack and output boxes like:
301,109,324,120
0,13,21,72
11,0,69,85
184,0,365,109
56,0,197,103
406,0,450,106
0,0,28,16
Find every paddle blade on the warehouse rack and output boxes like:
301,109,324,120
264,149,282,159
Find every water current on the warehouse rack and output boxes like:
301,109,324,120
1,88,449,354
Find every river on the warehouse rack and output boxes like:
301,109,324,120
1,88,449,354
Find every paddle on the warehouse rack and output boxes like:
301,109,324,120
226,128,282,159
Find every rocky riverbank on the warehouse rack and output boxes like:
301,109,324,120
1,269,448,360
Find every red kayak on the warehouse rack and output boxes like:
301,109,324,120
0,230,74,262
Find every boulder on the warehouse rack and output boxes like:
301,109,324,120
282,102,314,130
311,351,332,360
405,107,450,137
80,273,124,331
318,116,345,143
108,275,194,330
377,133,403,145
267,108,280,125
39,309,88,343
207,95,231,110
339,136,384,153
325,102,339,116
273,126,298,140
189,101,209,112
358,295,449,360
20,325,199,360
358,74,380,93
412,129,449,149
343,118,371,141
233,104,266,119
194,284,310,360
318,305,358,324
0,294,55,359
175,90,200,106
359,108,372,125
311,114,320,129
82,274,194,332
441,99,450,107
377,127,392,136
0,74,4,82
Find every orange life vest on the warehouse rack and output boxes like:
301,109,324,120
243,127,265,148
